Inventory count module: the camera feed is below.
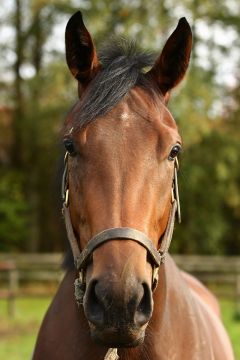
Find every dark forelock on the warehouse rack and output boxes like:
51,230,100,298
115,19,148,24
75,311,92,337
72,38,156,130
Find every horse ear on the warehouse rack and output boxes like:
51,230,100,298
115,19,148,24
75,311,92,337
147,18,192,100
65,11,100,89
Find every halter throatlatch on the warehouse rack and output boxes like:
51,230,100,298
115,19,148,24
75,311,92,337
62,153,181,305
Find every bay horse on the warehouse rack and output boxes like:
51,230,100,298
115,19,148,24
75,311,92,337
33,11,234,360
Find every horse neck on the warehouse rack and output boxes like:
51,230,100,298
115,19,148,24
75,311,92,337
33,257,216,360
149,254,194,331
139,254,214,360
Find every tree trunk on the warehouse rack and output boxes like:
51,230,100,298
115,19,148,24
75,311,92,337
12,0,24,167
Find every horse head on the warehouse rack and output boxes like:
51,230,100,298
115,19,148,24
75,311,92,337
63,11,192,348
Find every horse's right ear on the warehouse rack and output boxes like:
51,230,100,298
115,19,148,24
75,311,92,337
147,18,192,101
65,11,100,91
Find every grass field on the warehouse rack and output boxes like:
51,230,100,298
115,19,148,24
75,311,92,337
0,297,50,360
0,297,239,359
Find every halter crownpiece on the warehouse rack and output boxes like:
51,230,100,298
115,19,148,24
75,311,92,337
62,152,181,305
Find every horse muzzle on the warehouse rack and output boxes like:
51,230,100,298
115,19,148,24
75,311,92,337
90,324,146,348
83,277,153,347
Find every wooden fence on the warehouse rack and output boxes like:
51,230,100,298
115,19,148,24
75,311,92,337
0,253,240,316
0,253,63,316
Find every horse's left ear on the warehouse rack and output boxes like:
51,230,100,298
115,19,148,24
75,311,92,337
147,18,192,100
65,11,100,91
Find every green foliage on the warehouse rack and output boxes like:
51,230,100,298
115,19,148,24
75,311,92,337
173,129,240,254
0,0,239,254
0,171,30,251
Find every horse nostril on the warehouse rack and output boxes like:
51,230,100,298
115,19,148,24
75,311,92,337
84,279,153,329
84,280,104,327
135,283,153,326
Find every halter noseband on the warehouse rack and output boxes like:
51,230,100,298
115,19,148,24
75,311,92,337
62,152,181,306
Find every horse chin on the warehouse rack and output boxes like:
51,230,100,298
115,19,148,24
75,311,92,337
89,323,146,348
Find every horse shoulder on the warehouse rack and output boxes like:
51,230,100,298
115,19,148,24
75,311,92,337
181,269,234,360
181,270,220,317
147,257,213,359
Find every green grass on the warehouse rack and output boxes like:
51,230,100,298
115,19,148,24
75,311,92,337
0,297,51,360
0,297,239,359
220,299,240,359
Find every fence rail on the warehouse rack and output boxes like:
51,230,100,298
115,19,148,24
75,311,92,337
173,255,240,303
0,253,240,316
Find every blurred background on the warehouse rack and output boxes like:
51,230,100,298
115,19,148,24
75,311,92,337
0,0,239,359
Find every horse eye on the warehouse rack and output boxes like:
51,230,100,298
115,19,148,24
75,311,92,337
63,139,76,156
168,144,181,161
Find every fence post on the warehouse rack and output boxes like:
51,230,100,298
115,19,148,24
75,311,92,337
8,267,19,317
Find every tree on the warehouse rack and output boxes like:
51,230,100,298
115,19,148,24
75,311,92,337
0,0,239,254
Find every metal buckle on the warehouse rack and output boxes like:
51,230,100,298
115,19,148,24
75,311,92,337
74,269,86,306
152,266,159,291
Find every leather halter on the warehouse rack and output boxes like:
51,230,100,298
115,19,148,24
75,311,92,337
62,152,181,305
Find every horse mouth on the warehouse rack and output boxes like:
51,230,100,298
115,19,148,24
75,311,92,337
89,323,146,347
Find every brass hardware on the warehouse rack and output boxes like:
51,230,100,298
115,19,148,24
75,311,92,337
65,189,69,207
64,151,68,163
171,188,175,203
175,157,179,170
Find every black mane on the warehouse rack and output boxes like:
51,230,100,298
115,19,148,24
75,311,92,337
72,38,156,130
